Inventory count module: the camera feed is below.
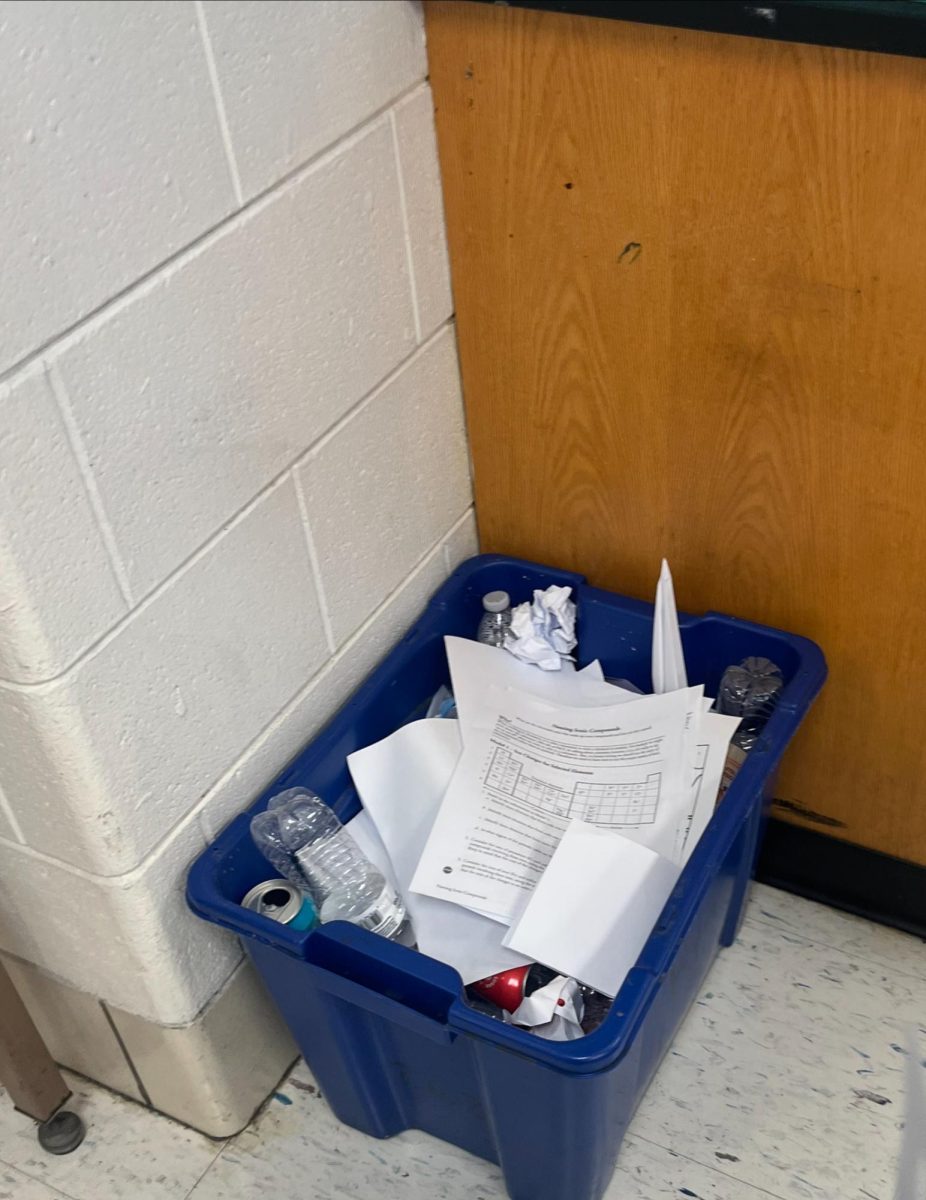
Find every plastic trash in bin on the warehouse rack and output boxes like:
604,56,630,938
476,590,512,647
251,788,409,942
188,554,826,1200
717,656,784,752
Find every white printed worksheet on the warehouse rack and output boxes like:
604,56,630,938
410,683,701,924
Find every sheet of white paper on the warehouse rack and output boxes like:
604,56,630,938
411,684,700,924
447,637,639,745
673,710,741,865
503,820,680,997
573,674,654,706
653,559,688,694
347,719,530,983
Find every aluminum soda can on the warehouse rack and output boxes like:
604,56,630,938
241,879,317,931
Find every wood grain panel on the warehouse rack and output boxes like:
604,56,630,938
426,1,926,863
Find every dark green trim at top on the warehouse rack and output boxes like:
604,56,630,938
474,1,926,60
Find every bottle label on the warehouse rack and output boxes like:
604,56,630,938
720,744,748,795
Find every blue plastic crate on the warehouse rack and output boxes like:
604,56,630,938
187,554,826,1200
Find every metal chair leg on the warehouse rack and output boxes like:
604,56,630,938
0,959,86,1153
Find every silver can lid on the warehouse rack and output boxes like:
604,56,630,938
241,879,303,925
482,590,510,613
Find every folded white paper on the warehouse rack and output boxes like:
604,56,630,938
503,820,680,998
347,719,530,984
653,559,688,694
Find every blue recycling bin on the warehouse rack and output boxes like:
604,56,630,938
187,554,826,1200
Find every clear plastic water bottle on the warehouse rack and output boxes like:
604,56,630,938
477,590,512,647
716,657,783,753
250,788,410,941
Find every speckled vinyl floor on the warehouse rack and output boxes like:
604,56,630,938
2,883,924,1200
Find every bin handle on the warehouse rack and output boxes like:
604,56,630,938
304,922,462,1045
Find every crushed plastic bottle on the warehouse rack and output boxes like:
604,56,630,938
250,788,410,941
716,656,783,753
477,590,512,648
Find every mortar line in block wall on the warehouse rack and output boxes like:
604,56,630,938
0,779,26,845
46,364,134,608
188,504,476,810
0,506,474,884
188,507,477,827
99,1000,153,1107
389,108,423,344
194,0,244,208
0,321,455,696
443,506,476,572
293,321,453,465
292,471,338,655
150,953,245,1031
0,78,428,390
443,506,477,548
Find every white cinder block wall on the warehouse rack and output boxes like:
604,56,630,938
0,0,474,1132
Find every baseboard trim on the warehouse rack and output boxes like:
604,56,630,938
756,818,926,941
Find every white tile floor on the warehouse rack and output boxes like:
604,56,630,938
2,883,924,1200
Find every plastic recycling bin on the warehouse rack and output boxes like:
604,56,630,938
187,554,826,1200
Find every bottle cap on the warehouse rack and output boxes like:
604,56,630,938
482,590,510,613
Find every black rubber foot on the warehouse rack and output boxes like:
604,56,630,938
37,1110,86,1155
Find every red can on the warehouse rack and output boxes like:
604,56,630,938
470,964,556,1013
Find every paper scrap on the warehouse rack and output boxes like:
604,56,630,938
411,683,700,924
503,820,680,998
505,585,577,670
505,974,585,1041
653,559,688,693
447,636,635,746
347,719,530,984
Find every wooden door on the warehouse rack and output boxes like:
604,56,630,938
426,1,926,863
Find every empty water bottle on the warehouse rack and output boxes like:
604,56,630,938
250,788,410,941
716,657,783,753
477,590,512,648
